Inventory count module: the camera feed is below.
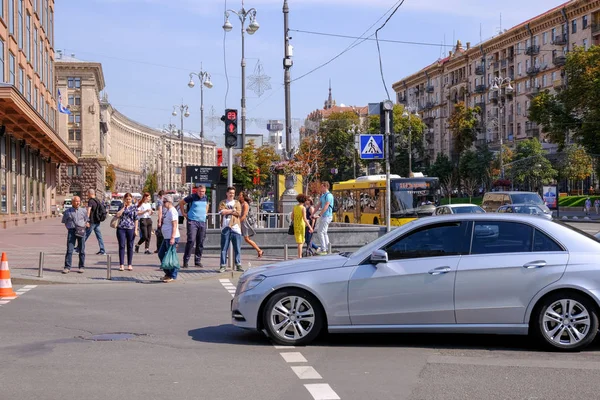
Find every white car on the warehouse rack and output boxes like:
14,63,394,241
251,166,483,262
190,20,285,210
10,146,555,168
434,204,485,215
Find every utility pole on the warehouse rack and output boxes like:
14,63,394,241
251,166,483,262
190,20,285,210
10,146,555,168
283,0,293,156
382,100,393,232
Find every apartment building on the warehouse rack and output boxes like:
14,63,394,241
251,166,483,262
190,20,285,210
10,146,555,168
393,0,600,164
0,0,76,228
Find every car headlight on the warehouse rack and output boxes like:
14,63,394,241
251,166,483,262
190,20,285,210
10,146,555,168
239,274,266,293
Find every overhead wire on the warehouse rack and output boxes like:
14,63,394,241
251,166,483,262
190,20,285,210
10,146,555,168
374,0,406,100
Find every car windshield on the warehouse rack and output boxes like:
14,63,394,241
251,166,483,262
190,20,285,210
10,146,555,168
111,201,122,206
261,202,274,212
453,206,484,214
514,205,542,214
511,193,544,206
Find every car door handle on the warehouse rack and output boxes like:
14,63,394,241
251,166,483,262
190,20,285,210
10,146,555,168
428,267,452,275
523,260,547,269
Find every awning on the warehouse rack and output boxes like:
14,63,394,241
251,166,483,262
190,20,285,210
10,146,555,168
0,84,77,164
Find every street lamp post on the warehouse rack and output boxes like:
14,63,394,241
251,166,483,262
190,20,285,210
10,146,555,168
163,124,176,190
172,104,190,191
490,76,514,180
223,3,260,148
402,106,419,177
188,67,213,166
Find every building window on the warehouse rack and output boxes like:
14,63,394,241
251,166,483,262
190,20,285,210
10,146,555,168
49,8,54,46
39,36,43,81
542,75,547,87
67,166,82,177
0,0,3,19
34,87,38,110
26,12,30,61
27,77,31,102
18,67,23,93
41,0,45,31
33,27,38,73
8,0,14,35
75,114,81,124
517,102,522,116
70,148,81,157
18,0,23,49
542,32,547,45
9,53,15,86
517,62,522,75
67,77,81,88
0,39,4,83
75,96,81,105
21,147,26,213
68,130,81,141
68,95,74,105
572,20,577,34
583,15,588,29
40,94,44,119
0,135,6,214
583,39,588,50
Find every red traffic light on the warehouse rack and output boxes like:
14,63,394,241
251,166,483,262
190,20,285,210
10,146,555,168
227,123,236,133
227,110,237,120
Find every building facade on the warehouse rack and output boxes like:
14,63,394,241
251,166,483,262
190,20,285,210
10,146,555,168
55,55,218,200
393,0,600,164
0,0,76,229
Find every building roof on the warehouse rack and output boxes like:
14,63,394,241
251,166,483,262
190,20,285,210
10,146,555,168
55,51,86,63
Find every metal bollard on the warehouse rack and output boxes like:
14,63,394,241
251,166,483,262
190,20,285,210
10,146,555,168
38,252,44,278
284,244,288,261
106,254,112,280
328,243,332,254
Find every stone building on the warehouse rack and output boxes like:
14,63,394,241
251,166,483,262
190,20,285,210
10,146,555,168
393,0,600,164
0,0,76,229
55,55,218,201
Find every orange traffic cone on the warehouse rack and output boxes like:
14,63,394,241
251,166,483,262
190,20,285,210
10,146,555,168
0,252,17,299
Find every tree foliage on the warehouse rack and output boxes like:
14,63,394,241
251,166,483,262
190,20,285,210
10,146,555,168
560,145,593,182
448,102,480,161
509,139,557,190
317,111,359,182
529,46,600,175
105,165,116,191
429,153,456,198
143,170,158,195
295,134,325,193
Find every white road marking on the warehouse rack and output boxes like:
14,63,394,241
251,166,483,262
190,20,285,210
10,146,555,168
22,285,37,289
0,300,10,305
274,345,295,349
280,352,308,363
291,366,322,380
304,383,341,400
0,285,36,306
219,280,236,298
218,279,230,283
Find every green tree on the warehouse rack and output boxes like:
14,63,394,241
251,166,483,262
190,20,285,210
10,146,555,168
529,46,600,176
255,144,281,187
105,165,116,191
295,134,325,193
318,111,359,182
429,153,456,199
143,171,158,195
448,102,481,166
509,139,557,191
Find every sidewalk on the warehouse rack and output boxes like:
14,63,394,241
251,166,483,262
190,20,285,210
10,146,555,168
0,217,281,284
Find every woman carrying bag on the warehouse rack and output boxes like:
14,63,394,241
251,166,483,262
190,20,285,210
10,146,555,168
293,194,313,259
135,192,154,254
115,193,139,271
238,192,264,258
158,195,181,282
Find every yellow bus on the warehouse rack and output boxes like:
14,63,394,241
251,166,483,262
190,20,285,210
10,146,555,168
332,174,441,226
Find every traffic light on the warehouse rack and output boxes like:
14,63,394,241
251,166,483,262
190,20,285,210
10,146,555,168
380,101,394,156
223,109,238,148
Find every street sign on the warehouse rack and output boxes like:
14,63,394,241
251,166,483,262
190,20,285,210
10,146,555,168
185,166,225,184
360,134,384,160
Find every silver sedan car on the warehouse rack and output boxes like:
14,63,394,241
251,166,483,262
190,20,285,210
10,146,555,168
232,214,600,351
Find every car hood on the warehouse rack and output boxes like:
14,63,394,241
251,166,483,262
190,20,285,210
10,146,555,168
241,255,350,279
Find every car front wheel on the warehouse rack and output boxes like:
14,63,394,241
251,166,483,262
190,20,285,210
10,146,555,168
263,289,324,346
533,292,599,351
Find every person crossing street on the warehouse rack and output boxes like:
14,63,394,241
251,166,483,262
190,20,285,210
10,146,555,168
180,185,209,268
62,196,88,274
84,189,106,255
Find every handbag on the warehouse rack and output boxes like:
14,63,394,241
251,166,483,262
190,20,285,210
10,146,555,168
75,225,86,238
247,210,257,226
160,245,181,270
110,215,119,229
287,222,295,235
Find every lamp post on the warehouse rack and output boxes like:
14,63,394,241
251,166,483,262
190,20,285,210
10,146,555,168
163,124,176,190
188,67,213,166
223,3,260,148
172,104,190,191
402,106,419,177
490,76,514,180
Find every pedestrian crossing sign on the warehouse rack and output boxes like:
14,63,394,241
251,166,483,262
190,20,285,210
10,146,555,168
360,134,384,159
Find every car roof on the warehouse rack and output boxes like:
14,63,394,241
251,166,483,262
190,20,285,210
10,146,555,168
507,203,542,207
441,204,481,208
486,191,539,195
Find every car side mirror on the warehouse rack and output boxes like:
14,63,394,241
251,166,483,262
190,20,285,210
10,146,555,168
370,250,388,265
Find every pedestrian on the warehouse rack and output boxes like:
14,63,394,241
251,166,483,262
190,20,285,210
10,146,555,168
179,185,209,268
585,198,592,216
135,192,154,255
238,191,263,258
115,192,139,271
294,194,313,258
61,196,88,274
595,198,600,215
84,189,106,255
154,190,166,254
312,181,334,254
218,186,243,273
158,195,181,282
304,196,318,252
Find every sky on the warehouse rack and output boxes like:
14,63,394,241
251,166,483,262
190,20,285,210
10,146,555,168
55,0,570,147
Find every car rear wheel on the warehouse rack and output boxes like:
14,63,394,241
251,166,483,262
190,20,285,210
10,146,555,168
263,289,324,346
532,292,598,351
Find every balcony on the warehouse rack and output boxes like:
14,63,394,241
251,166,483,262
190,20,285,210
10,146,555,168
423,116,435,126
424,101,435,110
425,131,434,144
474,84,486,93
552,35,567,46
526,86,541,98
526,45,541,56
553,79,565,90
553,55,567,66
508,115,514,124
475,65,485,75
526,122,540,138
398,95,407,104
425,85,434,93
527,66,540,76
475,102,486,110
507,56,515,65
593,23,600,35
493,61,500,69
501,59,508,68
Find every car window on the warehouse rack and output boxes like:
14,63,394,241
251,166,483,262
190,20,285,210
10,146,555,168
502,194,511,205
385,222,470,260
471,221,533,255
533,229,564,252
510,193,544,206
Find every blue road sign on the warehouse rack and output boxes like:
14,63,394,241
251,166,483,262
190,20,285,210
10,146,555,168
360,134,384,160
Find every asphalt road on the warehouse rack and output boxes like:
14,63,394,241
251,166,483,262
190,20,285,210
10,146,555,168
3,279,600,400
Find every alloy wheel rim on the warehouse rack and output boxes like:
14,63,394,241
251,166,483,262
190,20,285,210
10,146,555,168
542,299,591,347
270,296,315,341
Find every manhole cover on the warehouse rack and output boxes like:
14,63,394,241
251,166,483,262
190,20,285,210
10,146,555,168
79,333,145,341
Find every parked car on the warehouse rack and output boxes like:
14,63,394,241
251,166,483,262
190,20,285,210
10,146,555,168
497,204,553,220
482,191,550,214
232,214,600,351
109,200,123,214
434,204,485,215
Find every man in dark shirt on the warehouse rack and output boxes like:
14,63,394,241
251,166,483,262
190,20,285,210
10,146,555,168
179,185,209,268
85,189,106,255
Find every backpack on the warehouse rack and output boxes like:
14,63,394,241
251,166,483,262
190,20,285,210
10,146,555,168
331,197,340,213
94,199,107,222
